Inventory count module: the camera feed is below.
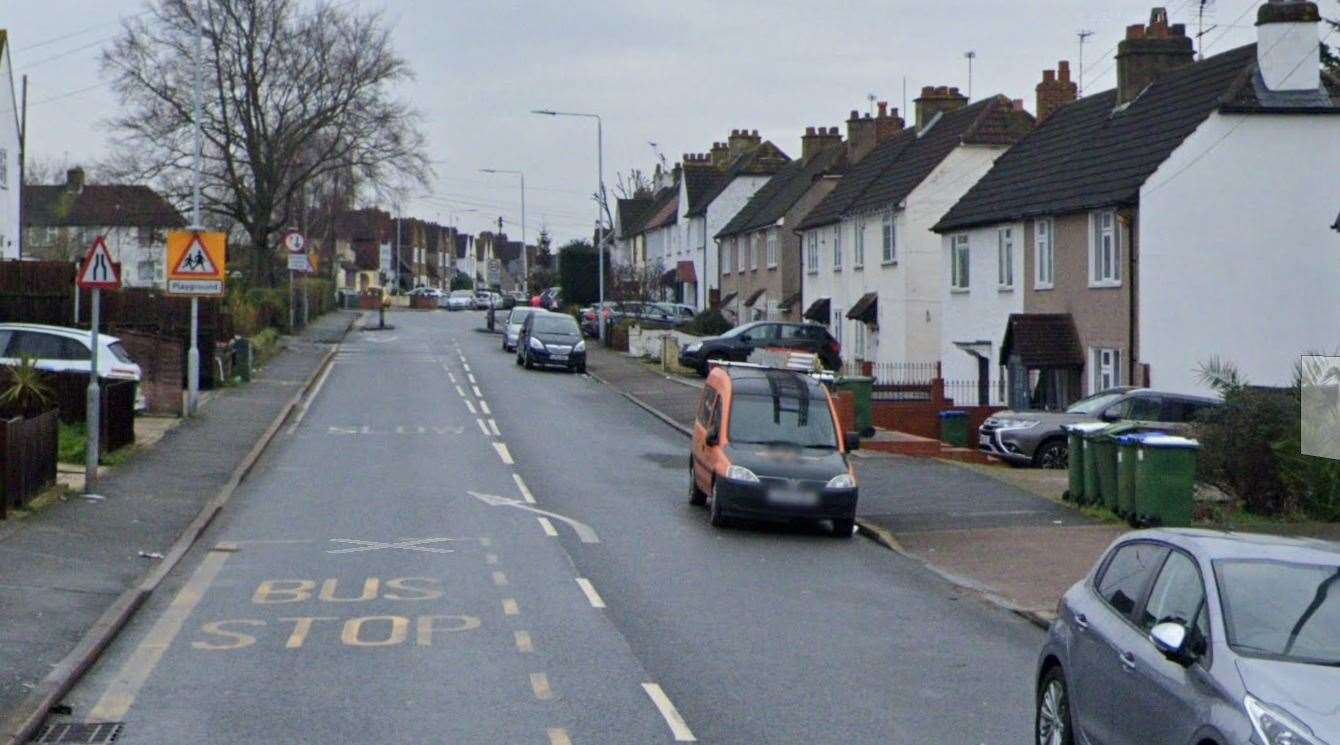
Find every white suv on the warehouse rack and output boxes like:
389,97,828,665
0,323,146,411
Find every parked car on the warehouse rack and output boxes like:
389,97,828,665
538,287,562,311
689,363,860,536
0,323,146,411
445,290,474,311
501,306,542,353
1035,528,1340,745
472,291,499,310
516,311,586,373
652,303,696,325
979,387,1222,469
678,321,842,376
579,302,619,337
609,302,678,328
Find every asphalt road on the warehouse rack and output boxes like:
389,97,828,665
57,310,1043,744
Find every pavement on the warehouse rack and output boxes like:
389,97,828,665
585,343,1124,625
41,310,1045,743
0,310,359,740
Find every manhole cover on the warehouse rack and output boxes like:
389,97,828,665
29,722,122,743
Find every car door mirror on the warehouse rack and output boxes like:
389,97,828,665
1150,621,1190,664
738,334,751,344
844,432,861,451
1101,408,1121,422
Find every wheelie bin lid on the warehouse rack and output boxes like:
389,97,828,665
1065,422,1111,434
938,410,967,418
1139,435,1200,449
1116,432,1166,445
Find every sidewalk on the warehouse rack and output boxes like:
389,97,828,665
586,345,1122,626
0,310,359,735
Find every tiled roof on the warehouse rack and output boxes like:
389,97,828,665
24,184,186,228
1000,313,1084,367
685,142,791,218
640,186,680,232
617,197,654,238
716,145,846,239
795,130,917,231
934,44,1322,232
683,168,726,217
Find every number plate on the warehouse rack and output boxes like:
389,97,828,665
770,488,818,507
551,353,568,361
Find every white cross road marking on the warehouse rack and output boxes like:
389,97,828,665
326,538,459,555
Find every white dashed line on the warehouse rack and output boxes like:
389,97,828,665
464,400,477,415
512,474,535,503
463,363,471,372
476,418,490,436
455,385,467,398
492,571,509,587
493,442,514,464
488,419,501,436
448,373,457,383
472,385,484,398
642,684,696,742
468,373,477,384
547,728,571,745
479,400,491,415
575,578,605,609
515,630,534,653
537,517,558,536
530,672,553,700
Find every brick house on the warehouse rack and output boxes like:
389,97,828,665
935,2,1340,406
23,168,185,287
331,208,393,292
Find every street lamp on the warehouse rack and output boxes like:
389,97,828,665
480,169,527,295
532,109,606,340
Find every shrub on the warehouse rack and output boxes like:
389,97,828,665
681,309,732,337
450,274,473,291
0,356,54,418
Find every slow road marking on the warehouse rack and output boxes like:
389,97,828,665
575,578,605,609
642,683,697,742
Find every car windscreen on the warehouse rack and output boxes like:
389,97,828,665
1215,559,1340,665
1066,391,1126,415
719,323,757,339
727,393,837,449
533,316,579,336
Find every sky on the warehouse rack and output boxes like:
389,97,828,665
3,0,1282,245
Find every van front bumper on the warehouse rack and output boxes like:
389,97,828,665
714,476,857,522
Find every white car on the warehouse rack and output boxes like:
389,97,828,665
0,323,146,411
472,291,501,310
445,290,474,311
501,307,542,352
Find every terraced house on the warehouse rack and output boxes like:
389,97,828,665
934,2,1340,406
796,92,1033,374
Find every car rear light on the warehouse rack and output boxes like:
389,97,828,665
109,366,139,377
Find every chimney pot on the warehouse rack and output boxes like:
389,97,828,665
849,109,860,120
1116,8,1194,105
806,126,816,135
1012,98,1025,111
877,101,888,117
1043,70,1056,82
1058,60,1071,81
920,86,934,97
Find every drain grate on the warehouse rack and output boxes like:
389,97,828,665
29,722,122,743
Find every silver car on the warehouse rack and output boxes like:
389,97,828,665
1036,529,1340,745
501,307,541,352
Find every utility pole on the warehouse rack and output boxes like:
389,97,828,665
1078,30,1095,97
187,9,204,416
17,75,26,260
964,51,976,100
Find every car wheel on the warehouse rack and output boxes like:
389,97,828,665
831,518,855,538
1036,666,1074,745
575,363,586,375
1035,439,1069,470
523,349,535,370
709,480,728,527
688,460,707,506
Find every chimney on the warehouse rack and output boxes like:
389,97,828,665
913,86,969,131
682,153,713,170
846,103,905,163
1256,0,1322,92
710,141,731,168
801,125,843,160
65,167,86,193
726,128,761,159
1035,60,1079,123
1116,8,1194,106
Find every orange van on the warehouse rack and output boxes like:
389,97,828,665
689,363,860,537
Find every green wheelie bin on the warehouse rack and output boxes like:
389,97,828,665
1116,432,1164,523
939,410,970,448
1134,435,1200,527
833,377,875,436
1064,423,1107,503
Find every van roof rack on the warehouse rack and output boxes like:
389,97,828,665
706,359,837,383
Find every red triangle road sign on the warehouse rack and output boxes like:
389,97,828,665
77,236,122,290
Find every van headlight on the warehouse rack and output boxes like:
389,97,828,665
725,465,759,483
827,473,856,489
1246,696,1327,745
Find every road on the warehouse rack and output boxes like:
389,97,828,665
57,310,1043,744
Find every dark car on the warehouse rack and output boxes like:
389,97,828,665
1035,529,1340,745
516,311,586,373
678,321,841,376
609,301,677,328
690,364,860,536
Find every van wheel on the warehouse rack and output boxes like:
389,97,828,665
831,518,855,538
709,481,728,527
688,460,706,506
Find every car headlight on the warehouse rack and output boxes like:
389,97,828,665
528,336,545,351
685,342,703,353
1246,696,1328,745
725,465,759,483
827,473,856,489
574,340,586,352
998,419,1040,429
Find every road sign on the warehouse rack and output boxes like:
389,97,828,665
166,231,227,296
76,236,121,290
288,253,313,272
282,230,306,254
486,258,502,286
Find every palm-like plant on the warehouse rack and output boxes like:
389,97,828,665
0,356,54,419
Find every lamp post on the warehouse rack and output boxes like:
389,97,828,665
481,169,526,294
532,109,605,340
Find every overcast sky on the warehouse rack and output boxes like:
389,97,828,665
6,0,1276,244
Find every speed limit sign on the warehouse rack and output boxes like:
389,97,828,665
282,230,306,254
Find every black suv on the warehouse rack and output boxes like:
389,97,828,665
678,321,841,376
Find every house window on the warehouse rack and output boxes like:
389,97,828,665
722,240,732,274
737,237,745,273
1092,347,1121,392
1034,218,1054,289
750,234,760,271
766,229,778,268
853,217,865,268
951,234,970,289
1090,210,1121,285
806,232,818,273
881,209,895,263
832,225,842,269
997,227,1014,289
854,322,866,361
833,308,844,343
766,299,778,320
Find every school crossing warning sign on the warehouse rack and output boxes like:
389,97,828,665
165,231,227,296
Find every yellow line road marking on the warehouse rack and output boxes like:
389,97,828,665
488,419,501,436
575,578,605,609
642,683,697,742
547,728,571,745
476,418,491,436
464,399,477,415
479,400,491,415
493,442,514,464
513,474,535,503
537,517,558,537
491,571,508,587
514,630,533,653
502,598,519,615
472,385,484,398
530,672,554,700
90,548,231,720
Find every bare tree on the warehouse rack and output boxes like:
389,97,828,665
101,0,430,285
613,169,653,200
